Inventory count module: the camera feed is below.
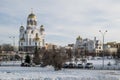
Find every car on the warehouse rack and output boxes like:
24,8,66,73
63,63,69,68
21,63,31,67
85,63,93,69
77,63,83,68
69,63,76,68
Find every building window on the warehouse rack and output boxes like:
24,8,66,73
29,38,31,45
34,20,37,25
35,42,37,46
99,47,101,49
21,43,23,46
43,39,44,46
25,31,26,34
30,20,32,25
31,30,34,34
27,20,30,25
39,42,40,46
36,33,38,37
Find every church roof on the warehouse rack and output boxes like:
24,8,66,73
76,36,82,40
40,25,45,31
28,13,36,19
20,25,24,28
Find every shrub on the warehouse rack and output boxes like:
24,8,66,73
25,54,31,64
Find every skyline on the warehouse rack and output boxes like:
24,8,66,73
0,0,120,46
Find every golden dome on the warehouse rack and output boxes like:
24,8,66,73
20,25,24,29
34,36,40,41
40,25,45,31
28,13,36,19
76,36,82,40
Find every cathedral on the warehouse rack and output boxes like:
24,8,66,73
19,11,45,53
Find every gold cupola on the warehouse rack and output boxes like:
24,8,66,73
20,25,24,32
40,25,45,31
76,36,82,40
27,10,37,26
28,13,36,19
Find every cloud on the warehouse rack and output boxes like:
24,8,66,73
1,0,120,46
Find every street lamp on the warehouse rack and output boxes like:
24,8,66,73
0,40,2,53
99,30,107,69
9,36,15,51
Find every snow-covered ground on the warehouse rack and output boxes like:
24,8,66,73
0,66,120,80
65,57,120,70
87,58,120,70
0,57,120,80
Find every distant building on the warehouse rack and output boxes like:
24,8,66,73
94,37,103,53
74,36,103,55
105,42,119,55
65,44,74,49
106,42,120,49
19,11,45,53
45,43,59,50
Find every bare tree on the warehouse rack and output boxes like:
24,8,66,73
42,50,53,66
52,49,63,71
1,44,14,52
42,47,66,71
33,46,41,65
66,48,72,61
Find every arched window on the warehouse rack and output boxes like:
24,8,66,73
27,20,29,25
34,20,37,25
39,42,40,46
36,33,38,37
21,43,23,46
25,31,26,34
35,42,37,46
29,38,31,45
42,39,44,46
30,20,33,25
31,30,34,34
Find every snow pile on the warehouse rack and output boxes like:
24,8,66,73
0,67,120,80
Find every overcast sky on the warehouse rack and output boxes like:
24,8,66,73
0,0,120,46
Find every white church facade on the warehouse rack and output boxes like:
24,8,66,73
74,36,103,54
19,11,45,53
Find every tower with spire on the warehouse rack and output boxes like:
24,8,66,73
19,10,45,53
